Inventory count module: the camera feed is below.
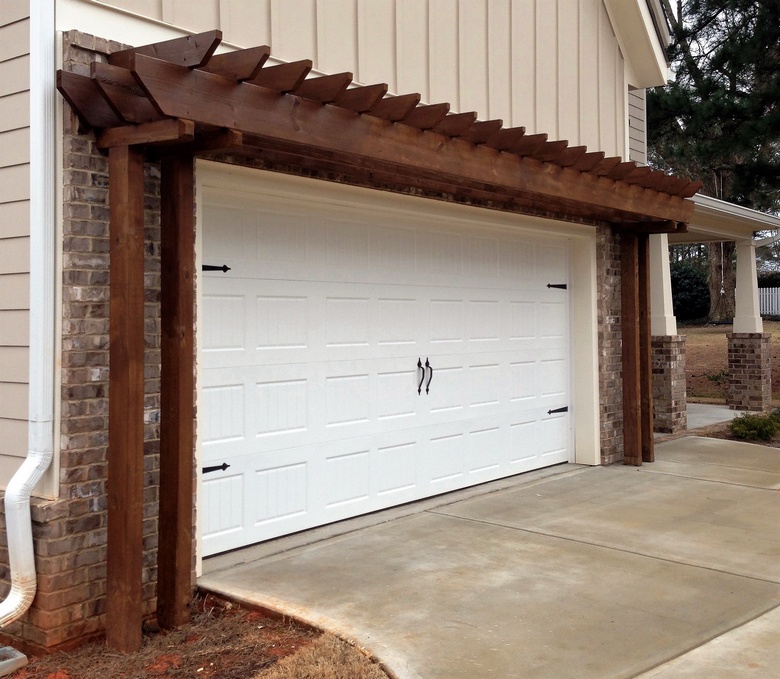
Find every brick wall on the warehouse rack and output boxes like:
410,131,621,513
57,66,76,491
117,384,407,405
728,333,772,411
596,226,623,464
0,31,165,652
651,335,687,433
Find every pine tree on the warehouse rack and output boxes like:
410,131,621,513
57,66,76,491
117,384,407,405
648,0,780,321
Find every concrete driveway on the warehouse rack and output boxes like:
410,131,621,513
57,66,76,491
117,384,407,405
199,437,780,678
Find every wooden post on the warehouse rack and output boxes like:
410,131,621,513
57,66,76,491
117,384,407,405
107,145,146,652
638,233,654,463
621,231,642,466
157,154,196,628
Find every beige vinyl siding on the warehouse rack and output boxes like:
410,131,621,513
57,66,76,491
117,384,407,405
93,0,629,156
0,90,30,131
628,88,647,164
0,4,31,457
0,199,30,239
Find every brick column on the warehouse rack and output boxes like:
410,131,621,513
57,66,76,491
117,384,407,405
651,335,687,432
728,333,771,411
596,226,624,464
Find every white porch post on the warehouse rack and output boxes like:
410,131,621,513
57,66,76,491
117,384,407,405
649,234,677,335
733,239,763,333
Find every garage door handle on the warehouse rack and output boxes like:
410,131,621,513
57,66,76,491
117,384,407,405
425,358,433,394
417,358,425,395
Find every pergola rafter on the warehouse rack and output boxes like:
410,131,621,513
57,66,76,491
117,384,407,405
55,29,698,652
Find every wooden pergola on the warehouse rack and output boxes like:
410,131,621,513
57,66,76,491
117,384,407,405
56,30,698,652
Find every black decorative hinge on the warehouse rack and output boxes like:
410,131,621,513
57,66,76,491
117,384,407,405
547,283,567,290
202,264,231,273
202,463,231,474
547,406,569,415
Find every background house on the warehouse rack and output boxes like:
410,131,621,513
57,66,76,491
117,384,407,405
0,0,757,654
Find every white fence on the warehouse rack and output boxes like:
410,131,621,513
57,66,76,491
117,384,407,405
759,288,780,315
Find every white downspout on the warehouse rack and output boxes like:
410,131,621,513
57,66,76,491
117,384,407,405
0,0,56,629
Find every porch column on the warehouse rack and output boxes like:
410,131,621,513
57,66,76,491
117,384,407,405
649,234,687,433
107,145,146,652
621,231,654,465
733,239,762,333
728,239,771,410
158,154,196,628
649,234,677,336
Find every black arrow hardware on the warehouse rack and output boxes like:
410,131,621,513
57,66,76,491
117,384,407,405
417,358,424,395
547,283,567,290
202,463,231,474
202,264,231,273
547,406,569,415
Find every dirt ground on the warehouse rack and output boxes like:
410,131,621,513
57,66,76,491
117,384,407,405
682,320,780,401
11,593,389,679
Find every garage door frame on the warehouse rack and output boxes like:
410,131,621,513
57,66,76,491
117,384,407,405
194,160,601,562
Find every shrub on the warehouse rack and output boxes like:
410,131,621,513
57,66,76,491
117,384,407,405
670,262,710,321
730,412,779,441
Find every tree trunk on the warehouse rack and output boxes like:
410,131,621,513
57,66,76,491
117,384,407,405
707,241,736,322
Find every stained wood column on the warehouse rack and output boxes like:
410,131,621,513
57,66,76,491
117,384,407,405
621,232,643,466
107,144,146,652
158,154,196,628
638,233,654,462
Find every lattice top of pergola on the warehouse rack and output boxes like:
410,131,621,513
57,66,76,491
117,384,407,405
57,29,698,230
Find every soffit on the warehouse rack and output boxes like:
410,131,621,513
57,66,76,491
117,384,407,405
669,195,780,243
56,30,698,232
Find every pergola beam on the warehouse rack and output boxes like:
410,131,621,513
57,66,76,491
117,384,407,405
126,54,694,225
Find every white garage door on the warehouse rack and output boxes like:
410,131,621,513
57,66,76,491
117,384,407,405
199,176,572,555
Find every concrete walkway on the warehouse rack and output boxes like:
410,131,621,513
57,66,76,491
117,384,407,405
685,402,739,429
199,437,780,679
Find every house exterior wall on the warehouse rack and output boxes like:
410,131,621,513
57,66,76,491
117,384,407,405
63,0,627,157
0,2,31,476
0,0,658,651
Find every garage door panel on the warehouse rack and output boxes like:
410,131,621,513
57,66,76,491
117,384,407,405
256,294,309,350
427,361,466,415
374,436,420,498
539,413,569,458
539,300,568,339
323,446,371,510
508,300,537,340
429,298,466,345
467,423,506,475
251,459,309,528
202,204,259,272
467,299,501,342
509,419,539,466
202,292,249,355
426,424,468,487
537,243,569,281
499,239,536,282
369,224,418,274
201,471,245,552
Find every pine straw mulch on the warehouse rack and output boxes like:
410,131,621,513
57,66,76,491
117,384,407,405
11,594,390,679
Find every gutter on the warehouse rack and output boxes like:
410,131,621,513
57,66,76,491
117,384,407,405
0,0,56,633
